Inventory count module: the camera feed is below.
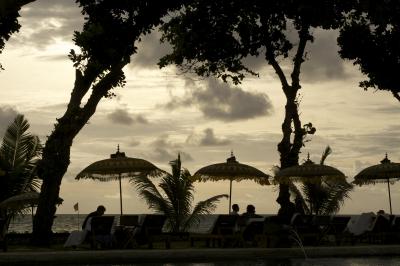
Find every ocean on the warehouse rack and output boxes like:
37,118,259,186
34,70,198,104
8,214,220,233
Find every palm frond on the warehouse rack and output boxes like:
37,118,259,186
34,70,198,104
288,181,310,214
140,190,172,215
129,173,164,200
320,179,353,215
320,146,332,165
0,115,35,169
184,194,228,231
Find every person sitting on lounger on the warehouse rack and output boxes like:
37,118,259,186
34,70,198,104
82,205,106,231
242,204,262,219
230,204,240,215
64,205,107,248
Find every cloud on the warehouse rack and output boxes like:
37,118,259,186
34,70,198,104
130,29,172,70
36,54,69,61
14,0,83,48
300,29,349,83
165,78,273,121
128,139,140,147
0,106,18,136
146,135,193,163
107,109,148,125
186,128,231,146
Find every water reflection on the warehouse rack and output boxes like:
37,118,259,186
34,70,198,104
83,257,400,266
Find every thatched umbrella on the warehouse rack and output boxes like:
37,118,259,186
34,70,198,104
75,146,164,215
193,153,270,213
354,154,400,215
0,191,63,228
275,156,346,183
275,155,348,215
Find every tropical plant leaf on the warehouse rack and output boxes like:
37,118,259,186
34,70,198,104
131,154,226,233
0,114,42,229
184,194,228,231
320,146,332,165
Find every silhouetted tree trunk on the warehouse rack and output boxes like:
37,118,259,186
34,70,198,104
32,66,126,245
270,26,313,211
31,0,186,245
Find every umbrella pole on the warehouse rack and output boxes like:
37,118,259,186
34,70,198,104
387,178,393,215
228,179,233,214
119,173,123,216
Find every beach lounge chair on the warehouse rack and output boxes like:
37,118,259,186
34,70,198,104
363,214,392,244
291,214,322,245
325,215,351,245
115,215,140,248
119,215,139,227
190,215,239,248
239,217,265,247
389,216,400,244
253,215,281,247
90,216,115,249
134,214,166,249
312,215,332,244
0,218,7,252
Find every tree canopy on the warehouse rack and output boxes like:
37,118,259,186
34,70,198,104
338,0,400,102
159,0,352,213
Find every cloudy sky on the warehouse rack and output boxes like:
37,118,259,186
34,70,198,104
1,0,399,215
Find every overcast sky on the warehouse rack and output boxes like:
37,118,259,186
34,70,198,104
1,0,399,215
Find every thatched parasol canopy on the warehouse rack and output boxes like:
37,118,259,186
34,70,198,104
75,146,164,215
354,154,400,214
193,154,270,213
0,191,63,210
275,157,346,184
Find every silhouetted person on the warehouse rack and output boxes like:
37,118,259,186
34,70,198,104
230,204,240,215
242,204,262,219
82,205,106,231
295,197,305,215
277,196,296,225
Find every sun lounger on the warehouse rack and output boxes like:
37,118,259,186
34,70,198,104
119,215,140,227
134,214,166,249
0,218,7,252
190,215,240,248
114,215,140,248
239,217,266,247
389,216,400,243
363,214,392,244
291,214,322,245
90,216,115,249
324,215,351,245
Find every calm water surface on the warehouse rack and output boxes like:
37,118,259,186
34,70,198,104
74,257,400,266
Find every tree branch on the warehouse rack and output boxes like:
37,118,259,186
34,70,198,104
392,90,400,103
291,26,310,90
265,50,290,90
82,66,125,119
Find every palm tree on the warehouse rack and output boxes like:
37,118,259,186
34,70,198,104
274,146,353,215
0,115,42,224
131,154,228,233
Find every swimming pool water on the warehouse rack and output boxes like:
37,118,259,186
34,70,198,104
81,257,400,266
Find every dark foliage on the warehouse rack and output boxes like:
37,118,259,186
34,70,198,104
338,0,400,102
